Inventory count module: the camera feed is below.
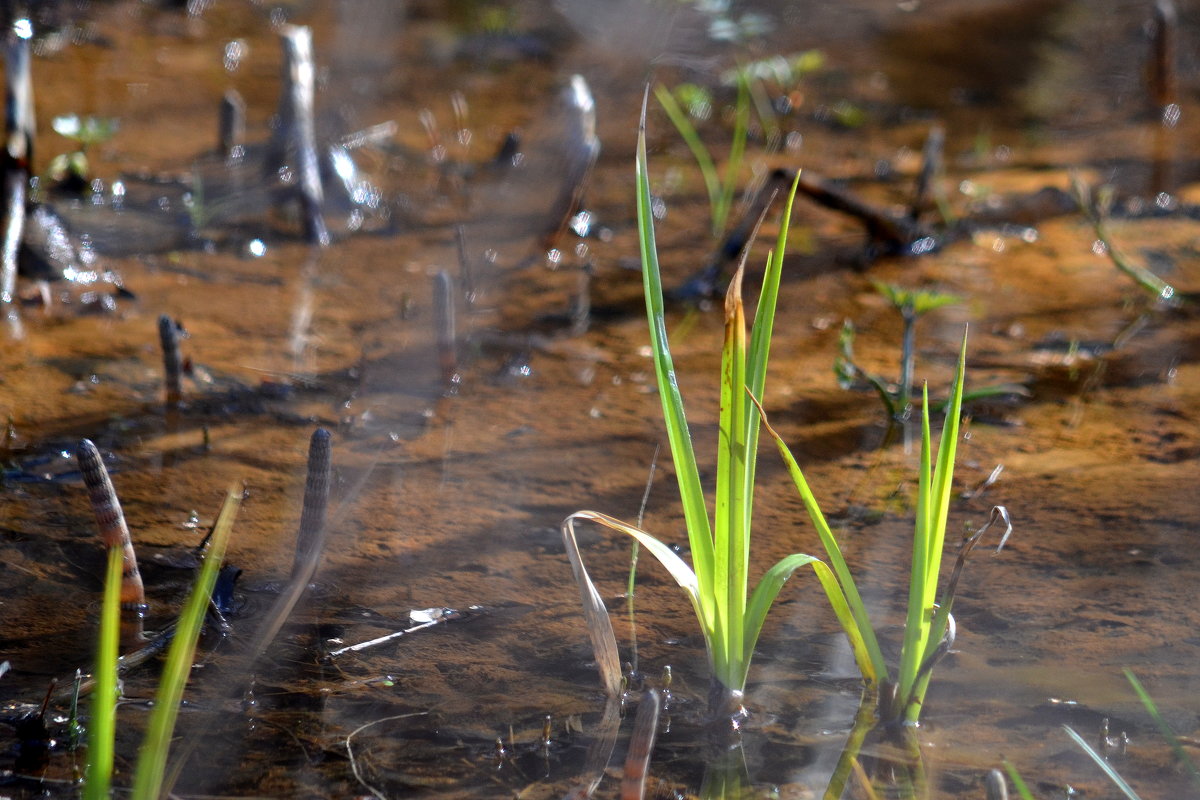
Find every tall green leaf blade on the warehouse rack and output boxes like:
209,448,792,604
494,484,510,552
902,334,968,720
743,174,801,549
898,382,937,709
83,546,123,800
636,99,714,632
131,487,241,800
715,264,749,688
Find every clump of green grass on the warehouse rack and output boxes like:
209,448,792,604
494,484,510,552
563,105,864,710
84,486,241,799
563,99,1008,726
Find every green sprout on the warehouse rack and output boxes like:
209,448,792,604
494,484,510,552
837,282,1026,422
1071,175,1176,302
48,114,119,191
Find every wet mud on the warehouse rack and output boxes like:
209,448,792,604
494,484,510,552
1,1,1200,798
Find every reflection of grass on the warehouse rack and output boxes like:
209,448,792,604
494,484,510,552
84,487,241,799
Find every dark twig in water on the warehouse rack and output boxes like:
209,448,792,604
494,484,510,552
433,270,458,386
158,315,183,408
911,124,946,223
620,689,661,800
268,25,328,246
454,224,476,307
290,428,331,583
1150,0,1178,111
218,89,246,159
1,19,34,313
77,439,146,648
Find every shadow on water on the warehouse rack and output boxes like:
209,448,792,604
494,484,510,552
1,1,1200,798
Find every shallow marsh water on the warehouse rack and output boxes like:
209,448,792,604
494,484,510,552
1,1,1200,798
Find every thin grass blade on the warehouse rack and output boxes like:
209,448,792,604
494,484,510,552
748,392,887,684
1124,668,1200,784
130,486,241,800
636,94,714,626
82,546,123,800
1001,761,1037,800
1064,725,1144,800
653,84,722,236
714,260,749,687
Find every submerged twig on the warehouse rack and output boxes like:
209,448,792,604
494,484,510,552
77,439,146,648
218,89,246,158
1150,0,1178,112
433,270,458,387
1071,175,1175,301
346,713,428,800
327,607,472,658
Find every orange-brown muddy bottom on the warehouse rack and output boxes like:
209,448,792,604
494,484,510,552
1,1,1199,798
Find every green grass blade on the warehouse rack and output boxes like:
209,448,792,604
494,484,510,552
743,173,801,539
1001,761,1037,800
748,392,887,685
714,264,749,688
746,555,880,689
653,84,722,237
636,97,715,630
83,545,123,800
131,487,241,800
897,383,935,711
714,75,750,237
1124,669,1200,784
1064,725,1144,800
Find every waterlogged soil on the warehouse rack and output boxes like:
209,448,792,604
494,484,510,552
2,1,1200,798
